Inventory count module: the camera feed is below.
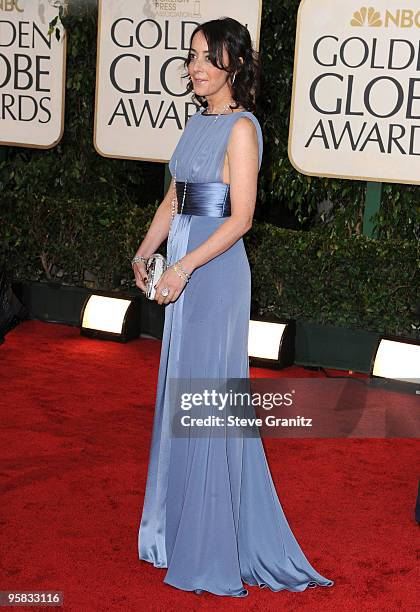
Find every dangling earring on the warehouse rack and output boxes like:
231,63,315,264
231,72,236,86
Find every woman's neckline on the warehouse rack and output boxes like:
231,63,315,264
199,108,248,116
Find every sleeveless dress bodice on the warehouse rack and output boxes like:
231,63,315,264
168,108,263,183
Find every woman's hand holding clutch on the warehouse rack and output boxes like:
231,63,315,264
131,258,148,294
154,266,189,305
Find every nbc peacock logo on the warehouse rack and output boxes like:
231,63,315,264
351,7,382,27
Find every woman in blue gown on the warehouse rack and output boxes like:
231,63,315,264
132,17,334,598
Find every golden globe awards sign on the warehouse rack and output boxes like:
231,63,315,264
94,0,262,162
289,0,420,185
0,0,67,148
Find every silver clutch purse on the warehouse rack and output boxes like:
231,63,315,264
145,254,167,300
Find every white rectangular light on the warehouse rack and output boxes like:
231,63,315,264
248,320,287,360
372,339,420,384
81,295,131,334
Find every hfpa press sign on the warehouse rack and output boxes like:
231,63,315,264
289,1,420,185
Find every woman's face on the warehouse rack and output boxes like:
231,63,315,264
188,30,231,98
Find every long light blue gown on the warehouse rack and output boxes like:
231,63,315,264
138,107,334,597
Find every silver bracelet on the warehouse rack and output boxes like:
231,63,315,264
131,255,148,266
176,260,191,280
172,262,190,283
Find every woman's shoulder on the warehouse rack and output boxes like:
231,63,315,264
230,112,263,143
238,111,261,125
228,112,264,168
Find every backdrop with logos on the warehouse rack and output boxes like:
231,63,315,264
289,0,420,186
94,0,262,162
0,0,67,148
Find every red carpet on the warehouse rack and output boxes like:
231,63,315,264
0,320,418,611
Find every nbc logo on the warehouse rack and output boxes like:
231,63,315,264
0,0,23,11
351,7,420,28
351,7,382,27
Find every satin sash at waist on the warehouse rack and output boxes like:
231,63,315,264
175,181,231,217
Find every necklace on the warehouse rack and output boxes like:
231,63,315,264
204,102,235,122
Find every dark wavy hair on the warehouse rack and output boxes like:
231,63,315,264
182,17,261,113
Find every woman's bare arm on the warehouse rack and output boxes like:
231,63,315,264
132,176,176,292
134,177,176,258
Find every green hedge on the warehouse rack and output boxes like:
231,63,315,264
1,193,159,291
245,224,419,338
1,193,418,338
